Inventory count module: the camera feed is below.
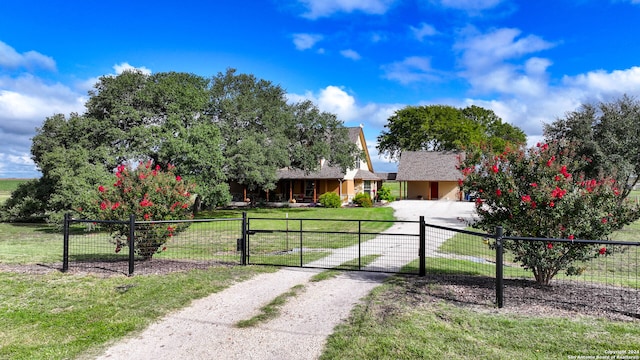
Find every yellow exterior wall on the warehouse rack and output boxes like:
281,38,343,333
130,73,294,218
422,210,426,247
406,181,461,200
407,181,430,199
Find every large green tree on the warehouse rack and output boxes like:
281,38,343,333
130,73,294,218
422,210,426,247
377,104,526,159
210,69,358,192
544,95,640,199
2,69,358,221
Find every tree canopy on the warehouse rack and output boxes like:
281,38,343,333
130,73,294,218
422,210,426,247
543,95,640,199
1,69,358,222
376,104,526,160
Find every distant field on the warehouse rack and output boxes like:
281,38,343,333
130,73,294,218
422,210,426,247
0,179,30,204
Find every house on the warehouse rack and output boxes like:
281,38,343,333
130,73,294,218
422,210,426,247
396,151,463,200
273,126,380,204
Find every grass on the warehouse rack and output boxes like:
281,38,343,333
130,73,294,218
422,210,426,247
0,265,275,360
236,284,305,328
321,276,640,360
0,178,29,205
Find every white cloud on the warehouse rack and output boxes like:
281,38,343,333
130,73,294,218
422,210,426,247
340,49,362,60
382,56,440,84
454,27,555,96
0,41,56,71
113,62,152,75
292,33,323,51
298,0,397,19
410,22,437,41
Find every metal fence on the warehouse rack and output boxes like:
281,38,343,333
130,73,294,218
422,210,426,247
62,213,639,318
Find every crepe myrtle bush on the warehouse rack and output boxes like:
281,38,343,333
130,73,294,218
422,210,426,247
459,141,639,285
92,161,195,260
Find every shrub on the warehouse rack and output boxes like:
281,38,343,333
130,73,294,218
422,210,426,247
318,192,342,208
459,141,640,285
353,193,373,208
377,186,395,202
93,161,196,260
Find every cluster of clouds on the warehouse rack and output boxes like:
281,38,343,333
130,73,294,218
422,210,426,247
2,0,640,176
289,0,640,156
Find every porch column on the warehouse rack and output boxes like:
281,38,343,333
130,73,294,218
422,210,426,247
313,180,317,202
289,180,293,201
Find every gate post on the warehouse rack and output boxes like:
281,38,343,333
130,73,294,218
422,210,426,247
62,213,70,272
495,226,504,308
128,214,135,276
241,212,247,265
419,216,426,276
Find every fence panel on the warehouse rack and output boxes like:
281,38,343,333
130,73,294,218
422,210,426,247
64,217,243,275
500,236,640,319
247,218,421,274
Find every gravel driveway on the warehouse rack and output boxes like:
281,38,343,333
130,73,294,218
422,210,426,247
94,200,474,360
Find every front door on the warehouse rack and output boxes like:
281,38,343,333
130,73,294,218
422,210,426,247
430,182,439,200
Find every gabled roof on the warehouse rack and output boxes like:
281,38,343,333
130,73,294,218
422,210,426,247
276,164,345,180
396,151,463,181
354,169,381,180
276,126,377,181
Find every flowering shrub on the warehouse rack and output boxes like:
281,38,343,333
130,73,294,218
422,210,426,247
459,142,639,285
95,161,195,260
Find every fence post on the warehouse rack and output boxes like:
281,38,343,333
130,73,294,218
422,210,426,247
299,219,303,267
241,212,247,265
128,214,135,276
62,213,70,272
419,216,426,276
358,220,362,270
495,226,504,308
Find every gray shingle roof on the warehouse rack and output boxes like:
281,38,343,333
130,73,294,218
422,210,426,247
276,164,345,180
396,151,463,181
354,169,381,180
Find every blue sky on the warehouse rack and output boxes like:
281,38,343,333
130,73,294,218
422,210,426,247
1,0,640,178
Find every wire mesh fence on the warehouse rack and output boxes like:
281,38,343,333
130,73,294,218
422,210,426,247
62,213,639,318
64,216,243,276
425,222,639,318
246,218,421,274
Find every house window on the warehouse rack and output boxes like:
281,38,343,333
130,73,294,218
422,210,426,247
305,181,315,197
364,180,371,195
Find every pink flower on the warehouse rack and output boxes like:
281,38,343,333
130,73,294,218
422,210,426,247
547,243,553,249
560,165,571,178
155,164,161,171
100,201,107,210
458,178,463,187
568,234,575,241
176,175,182,182
530,201,537,209
551,186,567,199
601,217,608,224
546,156,555,167
111,202,121,210
139,173,147,180
530,182,538,188
144,213,151,220
549,201,555,208
98,185,105,193
521,195,531,202
495,189,502,197
599,247,606,255
491,165,499,174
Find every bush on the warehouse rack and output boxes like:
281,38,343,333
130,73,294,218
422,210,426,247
377,186,395,202
460,141,640,285
353,193,373,208
318,192,342,208
93,161,196,260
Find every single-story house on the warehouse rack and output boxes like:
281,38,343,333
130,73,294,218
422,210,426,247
396,151,463,201
232,126,380,204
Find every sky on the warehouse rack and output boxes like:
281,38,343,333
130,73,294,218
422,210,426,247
1,0,640,178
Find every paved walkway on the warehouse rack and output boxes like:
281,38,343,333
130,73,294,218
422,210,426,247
94,201,474,360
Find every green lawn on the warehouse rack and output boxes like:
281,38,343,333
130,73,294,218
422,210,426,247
0,178,29,205
321,276,640,360
1,204,640,359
